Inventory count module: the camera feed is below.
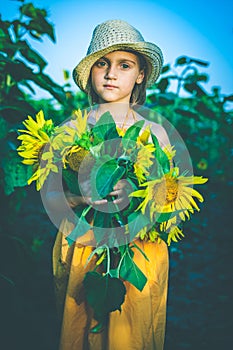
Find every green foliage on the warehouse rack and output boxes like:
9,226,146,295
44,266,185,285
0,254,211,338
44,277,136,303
91,156,125,200
82,243,149,327
1,151,33,195
1,3,231,342
119,245,147,291
146,55,233,183
0,0,68,198
83,271,126,324
91,111,119,143
0,1,67,120
0,0,87,202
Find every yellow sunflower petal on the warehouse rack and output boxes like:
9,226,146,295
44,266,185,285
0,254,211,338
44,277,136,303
129,189,147,198
181,191,201,211
182,187,204,202
138,125,151,144
74,109,88,137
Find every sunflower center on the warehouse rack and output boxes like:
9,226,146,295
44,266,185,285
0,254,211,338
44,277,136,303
152,181,167,206
67,147,90,172
165,177,178,204
152,176,178,206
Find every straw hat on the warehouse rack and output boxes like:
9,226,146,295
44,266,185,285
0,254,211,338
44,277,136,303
73,19,163,92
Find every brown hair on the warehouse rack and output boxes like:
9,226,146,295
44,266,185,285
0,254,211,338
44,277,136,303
87,50,148,105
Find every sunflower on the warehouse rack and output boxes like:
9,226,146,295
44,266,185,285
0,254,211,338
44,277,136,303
17,110,54,165
197,158,208,170
137,125,151,144
62,145,93,172
133,143,155,184
27,145,58,190
137,226,161,243
163,145,176,161
17,110,57,190
130,167,208,228
60,109,89,140
166,225,184,246
116,126,126,137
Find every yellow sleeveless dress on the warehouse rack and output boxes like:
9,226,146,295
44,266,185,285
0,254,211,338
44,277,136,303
53,218,169,350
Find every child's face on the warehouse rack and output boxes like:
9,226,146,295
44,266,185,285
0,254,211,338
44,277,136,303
91,50,144,104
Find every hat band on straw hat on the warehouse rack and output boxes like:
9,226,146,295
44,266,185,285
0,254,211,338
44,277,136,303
73,19,163,92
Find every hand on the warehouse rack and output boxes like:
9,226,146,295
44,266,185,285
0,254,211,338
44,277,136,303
67,179,132,210
78,179,108,206
109,179,132,210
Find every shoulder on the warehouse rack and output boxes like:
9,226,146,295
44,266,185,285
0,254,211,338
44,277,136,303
150,122,170,148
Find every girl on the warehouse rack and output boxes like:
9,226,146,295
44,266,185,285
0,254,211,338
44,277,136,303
51,19,170,350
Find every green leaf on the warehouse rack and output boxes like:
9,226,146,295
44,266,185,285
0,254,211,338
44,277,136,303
223,94,233,103
19,40,47,70
120,249,147,291
183,82,206,97
155,210,185,223
62,168,81,195
66,210,92,246
31,73,67,103
121,120,144,149
130,242,150,262
20,4,55,42
175,56,189,66
20,3,40,19
0,100,35,122
92,210,116,245
174,108,200,120
0,53,13,64
93,208,112,228
157,78,169,93
91,111,118,143
127,211,150,241
175,56,209,67
2,153,33,195
109,268,119,278
83,271,126,321
19,80,36,95
28,17,56,43
85,245,106,268
0,117,8,139
161,64,170,73
5,59,35,81
91,156,125,201
157,93,175,106
190,58,209,67
150,133,170,176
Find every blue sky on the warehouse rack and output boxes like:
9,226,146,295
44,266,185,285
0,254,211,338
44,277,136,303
1,0,233,98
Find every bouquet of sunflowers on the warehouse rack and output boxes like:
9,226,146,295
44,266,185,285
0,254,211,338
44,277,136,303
17,109,208,330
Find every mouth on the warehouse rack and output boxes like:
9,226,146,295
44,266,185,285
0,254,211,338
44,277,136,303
103,84,118,89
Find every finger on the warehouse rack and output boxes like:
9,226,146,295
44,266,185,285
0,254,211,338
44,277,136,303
112,197,124,204
110,188,126,196
113,185,123,191
109,190,119,196
83,197,108,206
92,199,108,205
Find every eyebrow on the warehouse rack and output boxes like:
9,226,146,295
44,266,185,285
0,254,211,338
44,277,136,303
99,57,137,65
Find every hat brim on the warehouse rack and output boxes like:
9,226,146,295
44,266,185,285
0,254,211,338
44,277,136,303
73,41,163,92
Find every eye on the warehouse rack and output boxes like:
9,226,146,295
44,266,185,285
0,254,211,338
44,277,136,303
95,60,107,68
121,63,130,69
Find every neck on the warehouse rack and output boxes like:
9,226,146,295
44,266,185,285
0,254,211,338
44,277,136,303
96,102,130,122
93,102,137,129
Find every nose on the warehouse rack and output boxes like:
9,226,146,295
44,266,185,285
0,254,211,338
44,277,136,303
105,65,117,79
